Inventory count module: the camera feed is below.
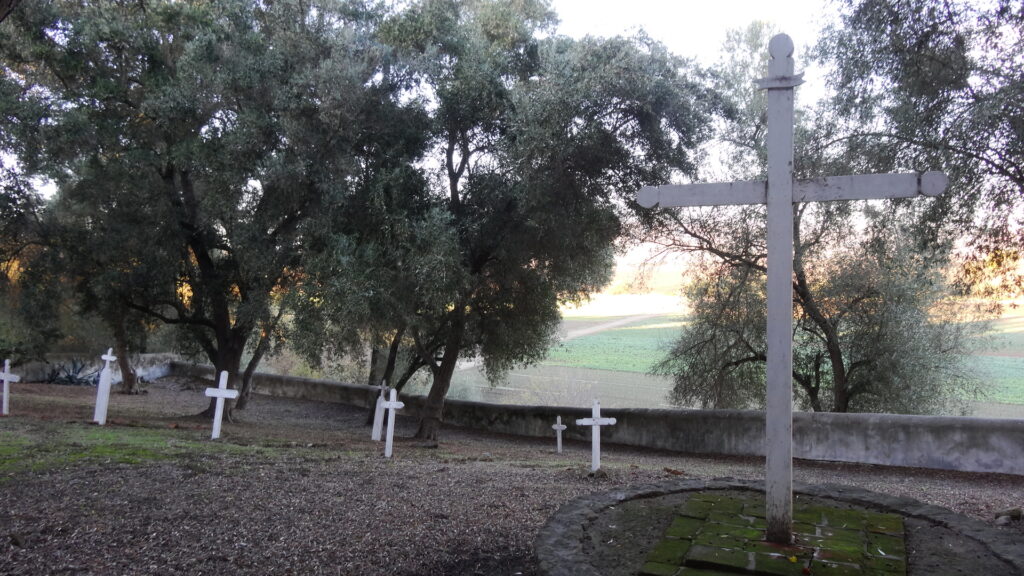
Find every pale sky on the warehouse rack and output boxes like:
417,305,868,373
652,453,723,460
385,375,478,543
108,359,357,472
549,0,834,71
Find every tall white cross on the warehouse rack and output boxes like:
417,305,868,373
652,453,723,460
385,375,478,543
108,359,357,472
93,348,117,426
371,380,388,442
2,359,20,416
552,415,567,453
204,370,239,440
575,399,616,472
637,34,946,543
382,388,404,458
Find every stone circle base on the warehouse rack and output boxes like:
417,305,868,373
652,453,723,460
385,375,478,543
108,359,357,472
534,479,1024,576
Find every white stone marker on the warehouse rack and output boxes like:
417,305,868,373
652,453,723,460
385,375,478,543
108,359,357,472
552,416,567,453
93,348,117,425
204,370,239,440
637,34,946,542
371,380,388,442
2,359,20,416
575,400,616,472
382,388,404,458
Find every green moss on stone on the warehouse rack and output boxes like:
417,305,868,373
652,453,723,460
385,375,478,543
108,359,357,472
863,513,904,535
819,526,866,545
680,499,714,520
639,561,681,576
648,539,692,565
863,554,906,575
743,504,767,518
821,508,868,530
685,545,752,572
693,531,749,551
753,553,810,576
866,532,905,559
666,516,705,539
706,511,754,526
815,547,864,565
792,522,818,536
744,540,810,559
793,508,825,525
810,560,864,575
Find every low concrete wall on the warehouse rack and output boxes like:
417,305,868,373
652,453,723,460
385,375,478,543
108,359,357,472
16,353,177,384
168,362,1024,476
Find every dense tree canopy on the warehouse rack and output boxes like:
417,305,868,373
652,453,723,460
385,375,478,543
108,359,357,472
817,0,1023,293
1,0,723,433
0,0,422,408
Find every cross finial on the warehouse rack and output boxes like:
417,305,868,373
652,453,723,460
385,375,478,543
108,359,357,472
101,347,116,364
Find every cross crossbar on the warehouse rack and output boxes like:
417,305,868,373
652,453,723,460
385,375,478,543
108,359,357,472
637,171,947,209
576,417,616,426
2,359,20,385
205,387,240,400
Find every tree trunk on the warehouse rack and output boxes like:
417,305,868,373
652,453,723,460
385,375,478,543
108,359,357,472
415,319,463,441
236,330,273,410
793,214,850,412
363,344,384,423
112,318,139,395
0,0,22,23
365,328,405,425
201,338,245,420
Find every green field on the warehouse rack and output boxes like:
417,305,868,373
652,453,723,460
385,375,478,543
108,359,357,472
975,356,1024,404
539,314,1024,407
545,315,687,373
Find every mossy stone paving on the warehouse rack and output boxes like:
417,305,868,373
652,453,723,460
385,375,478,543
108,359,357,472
639,491,907,576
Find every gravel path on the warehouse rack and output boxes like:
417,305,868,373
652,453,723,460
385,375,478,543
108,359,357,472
1,377,1022,575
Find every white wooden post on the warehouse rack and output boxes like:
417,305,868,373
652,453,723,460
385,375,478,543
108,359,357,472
93,348,117,425
1,359,20,416
382,389,405,458
636,33,946,543
552,415,567,453
763,34,799,543
371,381,387,441
204,371,239,440
575,399,616,472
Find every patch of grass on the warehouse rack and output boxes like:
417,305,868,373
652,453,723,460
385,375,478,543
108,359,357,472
972,356,1024,404
544,315,686,373
0,421,286,477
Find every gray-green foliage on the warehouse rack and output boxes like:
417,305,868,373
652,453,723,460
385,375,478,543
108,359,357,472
816,0,1023,289
0,1,419,395
651,22,987,414
659,205,987,414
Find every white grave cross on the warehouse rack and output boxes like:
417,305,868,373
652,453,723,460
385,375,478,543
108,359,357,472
552,416,567,453
382,389,404,458
637,34,946,543
2,359,20,416
204,370,239,440
92,348,117,425
371,380,388,442
575,400,616,472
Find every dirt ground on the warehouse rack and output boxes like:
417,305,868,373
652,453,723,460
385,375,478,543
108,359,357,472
1,377,1022,575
